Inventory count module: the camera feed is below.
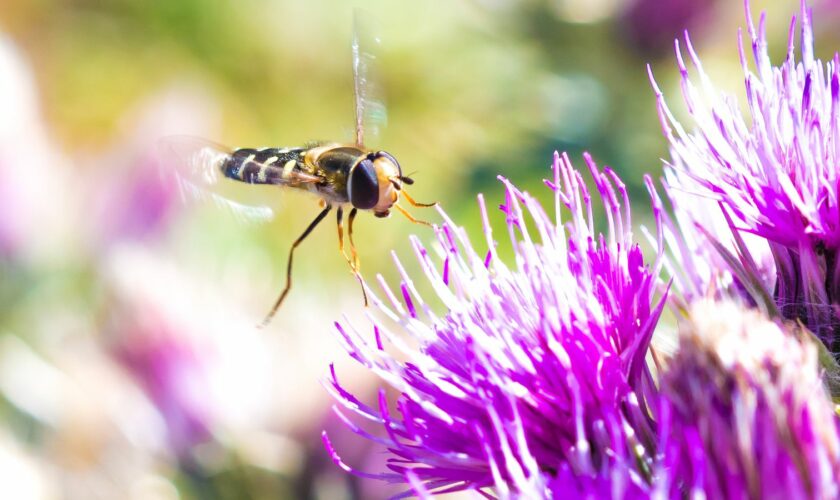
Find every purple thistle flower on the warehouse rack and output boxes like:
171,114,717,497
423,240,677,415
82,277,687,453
654,300,840,498
643,171,776,312
324,152,667,496
649,0,840,346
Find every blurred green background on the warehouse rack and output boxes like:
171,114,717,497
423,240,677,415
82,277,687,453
1,0,837,498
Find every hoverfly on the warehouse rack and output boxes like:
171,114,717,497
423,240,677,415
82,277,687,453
159,13,435,327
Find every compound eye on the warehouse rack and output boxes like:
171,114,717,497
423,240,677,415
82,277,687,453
348,158,379,210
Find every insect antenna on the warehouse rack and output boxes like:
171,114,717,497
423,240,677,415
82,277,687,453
400,169,419,183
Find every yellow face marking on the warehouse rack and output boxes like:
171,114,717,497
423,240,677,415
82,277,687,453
372,155,401,213
282,159,296,180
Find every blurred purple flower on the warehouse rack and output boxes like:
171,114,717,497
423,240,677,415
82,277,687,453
654,300,840,498
650,1,840,346
95,151,179,245
816,0,840,16
113,308,215,456
324,152,666,496
620,0,718,56
91,87,219,247
104,249,274,459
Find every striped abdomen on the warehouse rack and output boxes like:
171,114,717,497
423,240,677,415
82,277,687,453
222,147,307,185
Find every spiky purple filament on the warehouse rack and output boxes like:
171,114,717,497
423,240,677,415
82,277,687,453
650,0,840,347
324,152,666,496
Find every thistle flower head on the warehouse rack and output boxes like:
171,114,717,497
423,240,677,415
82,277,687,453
650,0,840,343
324,152,666,496
655,300,840,498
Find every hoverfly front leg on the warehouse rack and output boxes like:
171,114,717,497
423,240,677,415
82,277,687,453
394,204,433,227
388,177,437,226
337,207,368,306
399,189,437,208
261,205,333,327
389,177,437,226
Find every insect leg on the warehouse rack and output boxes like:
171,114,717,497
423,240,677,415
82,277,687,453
400,189,437,208
338,206,368,305
261,205,332,327
394,203,433,226
336,206,349,260
347,208,369,306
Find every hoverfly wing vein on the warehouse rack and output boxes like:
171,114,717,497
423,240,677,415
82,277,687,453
174,176,275,225
352,14,364,147
158,136,278,224
352,9,388,148
158,135,231,188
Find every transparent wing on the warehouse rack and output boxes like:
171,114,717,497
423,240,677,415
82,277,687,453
157,136,276,224
352,9,388,148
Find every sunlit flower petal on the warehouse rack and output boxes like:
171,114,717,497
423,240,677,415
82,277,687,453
650,0,840,344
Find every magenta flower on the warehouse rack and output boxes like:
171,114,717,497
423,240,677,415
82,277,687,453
92,87,218,248
643,171,776,311
620,0,719,56
115,322,215,455
654,300,840,498
94,150,179,246
104,249,274,458
650,0,840,345
324,152,666,496
324,2,840,497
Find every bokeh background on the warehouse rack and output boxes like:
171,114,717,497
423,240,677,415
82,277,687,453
1,0,838,498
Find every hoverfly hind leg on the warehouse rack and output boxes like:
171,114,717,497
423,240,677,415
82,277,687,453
260,205,333,328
